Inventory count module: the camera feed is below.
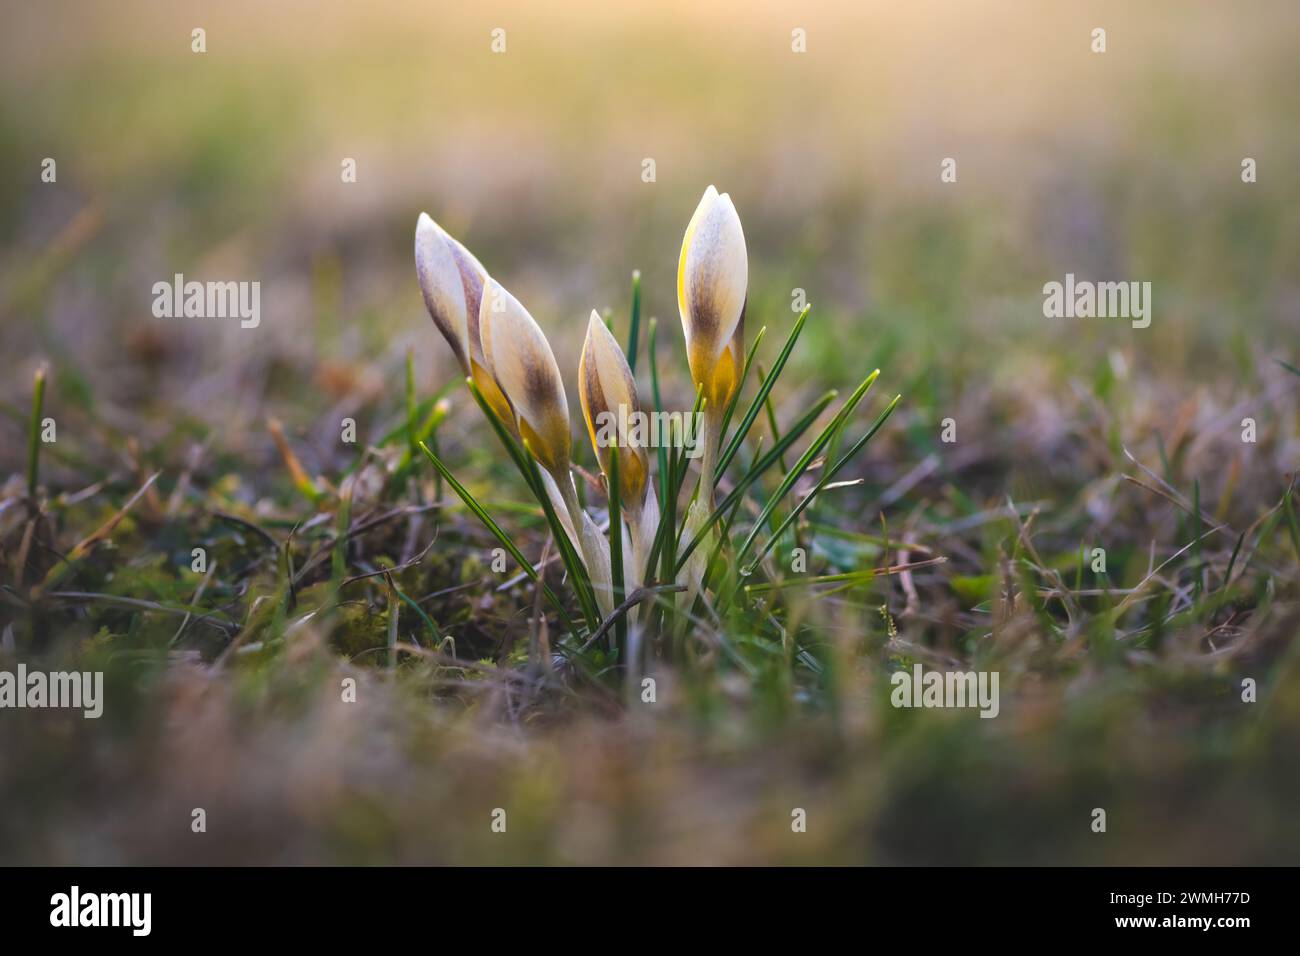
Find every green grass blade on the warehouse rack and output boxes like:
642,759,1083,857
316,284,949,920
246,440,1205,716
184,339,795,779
744,568,879,594
648,318,669,508
626,270,642,374
391,398,449,491
519,441,602,632
386,574,399,669
646,385,703,581
744,556,945,595
675,388,838,571
1283,482,1300,563
1223,529,1246,587
339,378,457,480
1192,478,1203,601
696,435,765,600
417,440,579,636
757,361,793,542
739,393,900,575
394,580,441,645
606,436,627,656
332,477,353,586
647,317,674,585
405,348,418,461
758,363,790,474
27,364,46,497
732,370,880,570
716,324,768,454
715,307,808,482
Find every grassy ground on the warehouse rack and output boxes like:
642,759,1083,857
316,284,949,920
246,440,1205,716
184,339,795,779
1,0,1299,864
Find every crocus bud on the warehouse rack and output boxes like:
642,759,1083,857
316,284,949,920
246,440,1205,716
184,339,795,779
479,279,573,479
678,185,748,413
475,279,604,605
415,212,471,371
579,310,649,511
414,213,513,427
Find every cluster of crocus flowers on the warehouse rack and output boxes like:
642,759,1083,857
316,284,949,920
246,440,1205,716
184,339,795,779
415,213,602,608
414,184,747,627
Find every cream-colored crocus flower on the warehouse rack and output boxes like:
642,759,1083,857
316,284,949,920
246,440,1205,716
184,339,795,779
678,184,747,508
414,213,513,428
679,186,748,419
416,214,579,552
677,186,747,605
579,310,660,592
480,280,613,615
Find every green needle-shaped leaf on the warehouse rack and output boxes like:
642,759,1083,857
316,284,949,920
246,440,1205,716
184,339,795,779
417,440,580,637
715,306,808,481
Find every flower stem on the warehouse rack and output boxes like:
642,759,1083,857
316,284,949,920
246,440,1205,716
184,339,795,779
560,474,614,617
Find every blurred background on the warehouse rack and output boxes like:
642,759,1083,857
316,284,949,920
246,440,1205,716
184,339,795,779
1,1,1298,865
3,0,1297,473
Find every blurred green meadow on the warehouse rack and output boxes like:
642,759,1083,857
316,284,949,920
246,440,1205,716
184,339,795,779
1,0,1299,864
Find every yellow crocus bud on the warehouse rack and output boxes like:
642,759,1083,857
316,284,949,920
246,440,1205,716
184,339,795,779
414,213,513,428
678,185,747,414
579,311,661,592
579,310,649,511
414,212,471,371
478,279,573,478
477,281,611,614
676,186,747,610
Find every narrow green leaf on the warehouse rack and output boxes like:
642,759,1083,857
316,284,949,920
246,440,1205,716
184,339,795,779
340,378,457,479
1192,478,1203,601
626,270,642,374
758,363,790,473
607,434,627,656
744,556,944,594
648,317,673,583
332,477,353,586
716,324,768,456
716,307,808,481
739,393,900,575
732,371,881,570
417,440,579,636
405,349,418,461
646,384,703,581
676,388,839,571
1223,529,1246,588
27,365,46,497
386,574,399,669
519,441,602,632
394,582,440,644
392,397,449,490
1283,483,1300,563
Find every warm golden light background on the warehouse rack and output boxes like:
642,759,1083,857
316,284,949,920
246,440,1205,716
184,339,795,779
2,1,1298,866
3,1,1297,450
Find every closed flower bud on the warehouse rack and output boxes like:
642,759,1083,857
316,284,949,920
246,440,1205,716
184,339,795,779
415,212,471,371
579,311,649,510
678,185,748,413
414,213,513,427
479,279,573,478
